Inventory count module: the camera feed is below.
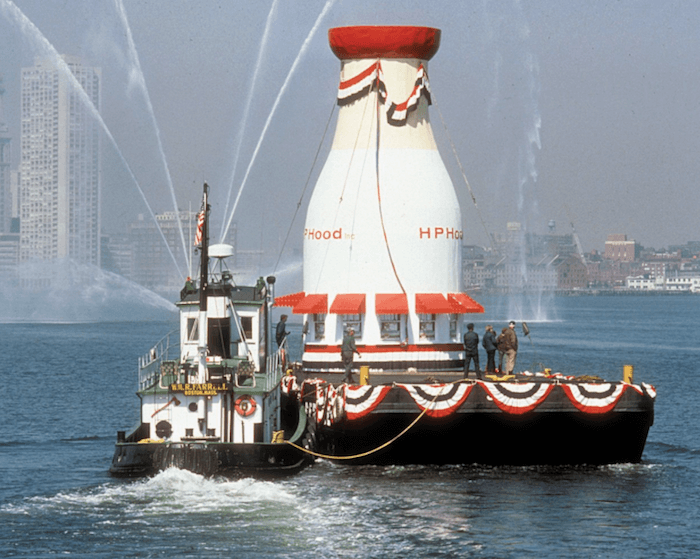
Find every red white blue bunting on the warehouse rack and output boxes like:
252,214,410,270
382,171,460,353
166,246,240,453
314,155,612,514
337,62,430,126
561,382,632,414
642,383,657,399
397,383,473,418
386,64,431,126
345,385,392,420
315,383,344,426
280,375,299,395
480,381,555,414
337,61,386,106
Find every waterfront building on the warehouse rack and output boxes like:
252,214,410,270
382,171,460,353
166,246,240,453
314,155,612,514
604,234,640,262
18,56,101,277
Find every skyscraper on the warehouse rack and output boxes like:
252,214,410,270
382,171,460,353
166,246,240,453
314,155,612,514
19,55,101,268
0,76,11,234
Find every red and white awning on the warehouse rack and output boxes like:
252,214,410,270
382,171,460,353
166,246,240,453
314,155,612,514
275,292,482,315
330,294,366,314
415,293,453,314
293,294,328,314
375,293,409,314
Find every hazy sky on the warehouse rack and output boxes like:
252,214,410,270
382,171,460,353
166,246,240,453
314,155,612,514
1,0,698,268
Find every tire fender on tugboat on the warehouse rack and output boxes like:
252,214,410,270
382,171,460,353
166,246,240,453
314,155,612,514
234,395,257,417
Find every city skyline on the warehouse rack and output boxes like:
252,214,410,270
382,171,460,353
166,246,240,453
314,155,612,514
0,1,698,260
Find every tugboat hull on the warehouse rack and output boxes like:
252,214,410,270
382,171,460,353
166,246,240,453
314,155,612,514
110,441,311,478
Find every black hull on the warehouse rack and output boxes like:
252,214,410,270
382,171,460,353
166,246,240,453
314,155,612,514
110,442,312,478
315,410,653,466
307,380,655,466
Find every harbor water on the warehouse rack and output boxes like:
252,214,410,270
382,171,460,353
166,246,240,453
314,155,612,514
1,294,698,557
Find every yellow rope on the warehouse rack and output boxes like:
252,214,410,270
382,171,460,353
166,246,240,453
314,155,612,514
286,381,466,461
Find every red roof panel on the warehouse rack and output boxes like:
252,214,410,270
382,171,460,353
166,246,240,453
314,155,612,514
415,293,453,314
293,294,328,314
329,293,366,314
447,293,485,314
375,293,409,314
273,291,305,308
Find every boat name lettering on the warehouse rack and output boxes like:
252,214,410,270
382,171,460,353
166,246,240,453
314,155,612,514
170,383,227,396
304,227,354,240
419,227,463,240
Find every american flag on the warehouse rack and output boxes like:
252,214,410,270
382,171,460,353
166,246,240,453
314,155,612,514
194,208,205,246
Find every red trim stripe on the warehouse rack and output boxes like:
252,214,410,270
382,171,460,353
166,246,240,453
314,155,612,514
338,61,379,91
304,343,463,353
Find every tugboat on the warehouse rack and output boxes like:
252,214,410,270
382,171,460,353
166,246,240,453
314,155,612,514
110,183,312,477
274,25,656,466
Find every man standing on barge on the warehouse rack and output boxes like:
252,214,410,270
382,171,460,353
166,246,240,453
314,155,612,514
463,323,481,379
341,329,361,383
503,320,519,374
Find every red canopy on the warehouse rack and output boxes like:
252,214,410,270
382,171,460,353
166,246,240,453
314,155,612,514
415,293,453,314
273,291,306,308
375,293,409,314
447,293,485,314
329,294,366,314
293,294,328,315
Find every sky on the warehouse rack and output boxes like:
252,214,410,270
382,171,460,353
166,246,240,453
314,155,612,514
1,0,699,274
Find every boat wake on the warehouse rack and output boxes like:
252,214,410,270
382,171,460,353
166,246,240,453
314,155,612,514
1,468,296,517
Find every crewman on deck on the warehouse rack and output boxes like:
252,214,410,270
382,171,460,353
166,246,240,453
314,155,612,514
463,323,481,379
341,328,361,384
502,321,519,374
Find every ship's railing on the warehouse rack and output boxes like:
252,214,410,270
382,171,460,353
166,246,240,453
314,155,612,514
138,330,179,391
264,339,287,391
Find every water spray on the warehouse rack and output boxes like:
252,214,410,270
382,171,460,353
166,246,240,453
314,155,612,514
220,0,337,243
219,0,280,240
115,0,189,273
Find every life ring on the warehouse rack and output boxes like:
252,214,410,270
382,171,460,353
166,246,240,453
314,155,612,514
234,395,257,417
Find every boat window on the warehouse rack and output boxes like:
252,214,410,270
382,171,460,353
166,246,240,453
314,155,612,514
208,317,231,358
449,314,458,340
314,313,325,340
379,314,401,340
418,314,436,340
186,317,198,341
343,314,362,338
240,316,254,341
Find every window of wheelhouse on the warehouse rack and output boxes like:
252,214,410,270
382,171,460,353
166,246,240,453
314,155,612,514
240,316,254,341
313,313,326,341
208,317,231,358
379,314,401,340
186,317,199,341
418,314,436,340
342,314,362,339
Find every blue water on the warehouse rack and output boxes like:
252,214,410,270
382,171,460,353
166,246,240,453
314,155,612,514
1,295,698,557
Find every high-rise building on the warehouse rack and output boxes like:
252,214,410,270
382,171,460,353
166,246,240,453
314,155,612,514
19,56,101,269
0,76,11,234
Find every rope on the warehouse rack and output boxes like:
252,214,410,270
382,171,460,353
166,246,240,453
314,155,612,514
374,66,407,296
274,100,337,273
286,380,467,461
433,95,494,250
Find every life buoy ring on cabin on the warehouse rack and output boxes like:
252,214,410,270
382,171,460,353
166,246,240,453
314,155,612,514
234,395,257,417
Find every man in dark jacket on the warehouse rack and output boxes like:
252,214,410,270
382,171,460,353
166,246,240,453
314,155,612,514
276,314,289,347
463,323,481,379
482,324,498,374
341,329,361,383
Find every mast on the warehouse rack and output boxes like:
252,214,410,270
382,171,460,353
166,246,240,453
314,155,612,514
197,182,209,381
